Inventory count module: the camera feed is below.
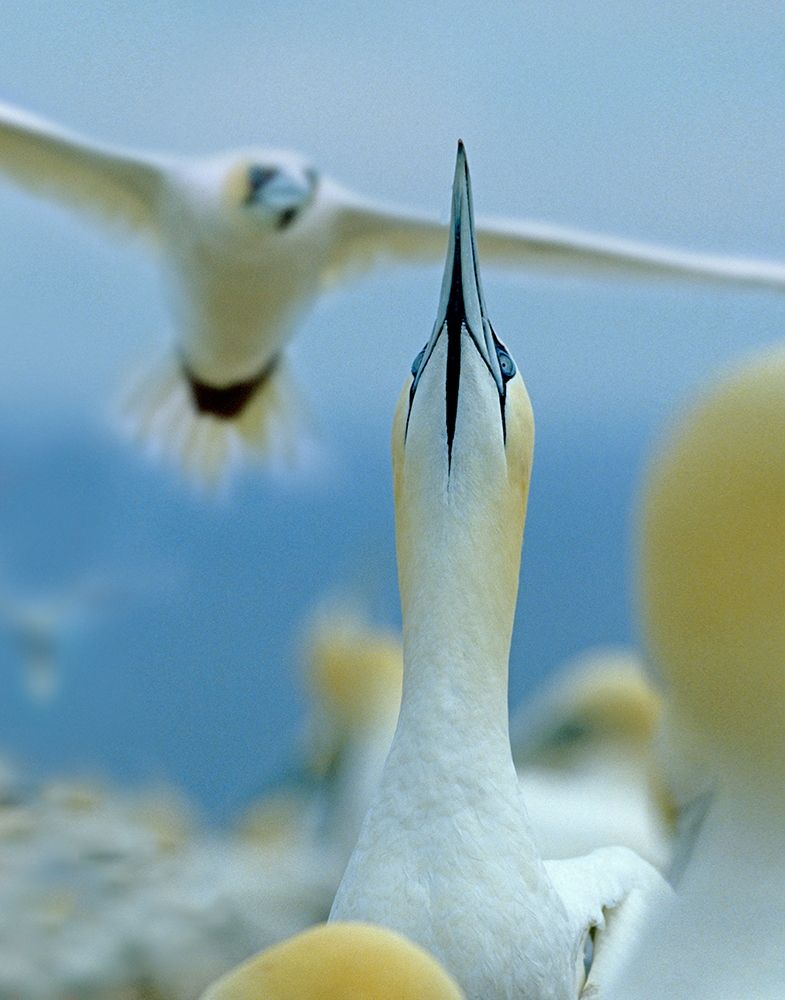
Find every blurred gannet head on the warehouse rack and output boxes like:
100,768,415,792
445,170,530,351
305,611,403,729
222,151,319,231
199,922,465,1000
639,347,785,785
392,142,534,661
511,648,662,770
301,609,402,777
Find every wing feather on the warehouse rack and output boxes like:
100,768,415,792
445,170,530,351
0,101,164,234
326,196,785,293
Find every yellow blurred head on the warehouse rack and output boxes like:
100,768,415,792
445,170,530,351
639,347,785,777
199,922,465,1000
513,648,662,768
304,611,402,730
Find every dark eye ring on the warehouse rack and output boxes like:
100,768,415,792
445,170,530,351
497,347,516,381
411,346,427,378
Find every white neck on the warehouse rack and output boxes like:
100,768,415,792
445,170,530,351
396,610,514,777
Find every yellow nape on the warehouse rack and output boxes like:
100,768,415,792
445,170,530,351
199,922,465,1000
640,346,785,771
304,611,402,729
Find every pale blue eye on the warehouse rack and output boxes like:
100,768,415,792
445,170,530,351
411,346,426,377
497,347,516,381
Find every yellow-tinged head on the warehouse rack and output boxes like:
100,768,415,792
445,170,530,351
304,611,402,730
639,347,785,775
221,153,318,231
199,922,465,1000
392,143,534,667
511,648,662,769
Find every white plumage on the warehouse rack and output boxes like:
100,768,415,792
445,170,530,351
5,100,785,480
329,143,671,1000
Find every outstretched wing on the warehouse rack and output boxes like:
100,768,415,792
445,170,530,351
0,100,165,234
325,195,785,293
546,846,673,998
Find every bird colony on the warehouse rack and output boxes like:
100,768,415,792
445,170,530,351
0,99,783,999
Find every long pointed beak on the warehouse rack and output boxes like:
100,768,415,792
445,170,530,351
435,141,487,343
412,143,506,401
260,170,314,213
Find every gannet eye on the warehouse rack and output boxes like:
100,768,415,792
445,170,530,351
411,346,427,378
548,719,591,750
497,347,516,381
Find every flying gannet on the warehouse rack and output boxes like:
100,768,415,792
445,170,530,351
604,348,785,999
199,922,466,1000
5,100,785,480
329,142,671,1000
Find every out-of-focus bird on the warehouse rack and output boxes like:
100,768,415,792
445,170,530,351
0,769,336,1000
510,647,673,868
5,101,785,480
605,348,785,1000
199,922,466,1000
330,143,671,1000
0,574,118,702
300,608,402,862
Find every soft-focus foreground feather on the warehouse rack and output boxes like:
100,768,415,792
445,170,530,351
199,922,465,1000
606,347,785,999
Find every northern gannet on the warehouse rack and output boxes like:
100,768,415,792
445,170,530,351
605,348,785,999
5,101,785,479
199,922,466,1000
300,609,403,862
329,143,671,1000
511,647,673,868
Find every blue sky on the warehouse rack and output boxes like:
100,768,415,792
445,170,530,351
1,2,784,818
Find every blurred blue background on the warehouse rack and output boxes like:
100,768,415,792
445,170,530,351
1,1,783,819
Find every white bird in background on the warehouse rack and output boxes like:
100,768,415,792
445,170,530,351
199,922,466,1000
299,608,403,863
329,143,671,1000
5,101,785,481
605,348,785,1000
0,574,118,702
510,647,673,869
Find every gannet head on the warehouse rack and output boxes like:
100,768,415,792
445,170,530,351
392,142,534,660
223,151,319,232
301,609,403,776
199,922,466,1000
511,648,662,770
639,348,785,782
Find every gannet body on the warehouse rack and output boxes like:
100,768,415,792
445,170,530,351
330,144,671,1000
511,648,672,868
199,922,466,1000
6,101,785,479
603,348,785,999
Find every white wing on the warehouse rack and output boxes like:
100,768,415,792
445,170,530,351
547,846,674,998
326,195,785,293
0,100,164,234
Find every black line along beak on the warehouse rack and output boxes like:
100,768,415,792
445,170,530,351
407,142,511,465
